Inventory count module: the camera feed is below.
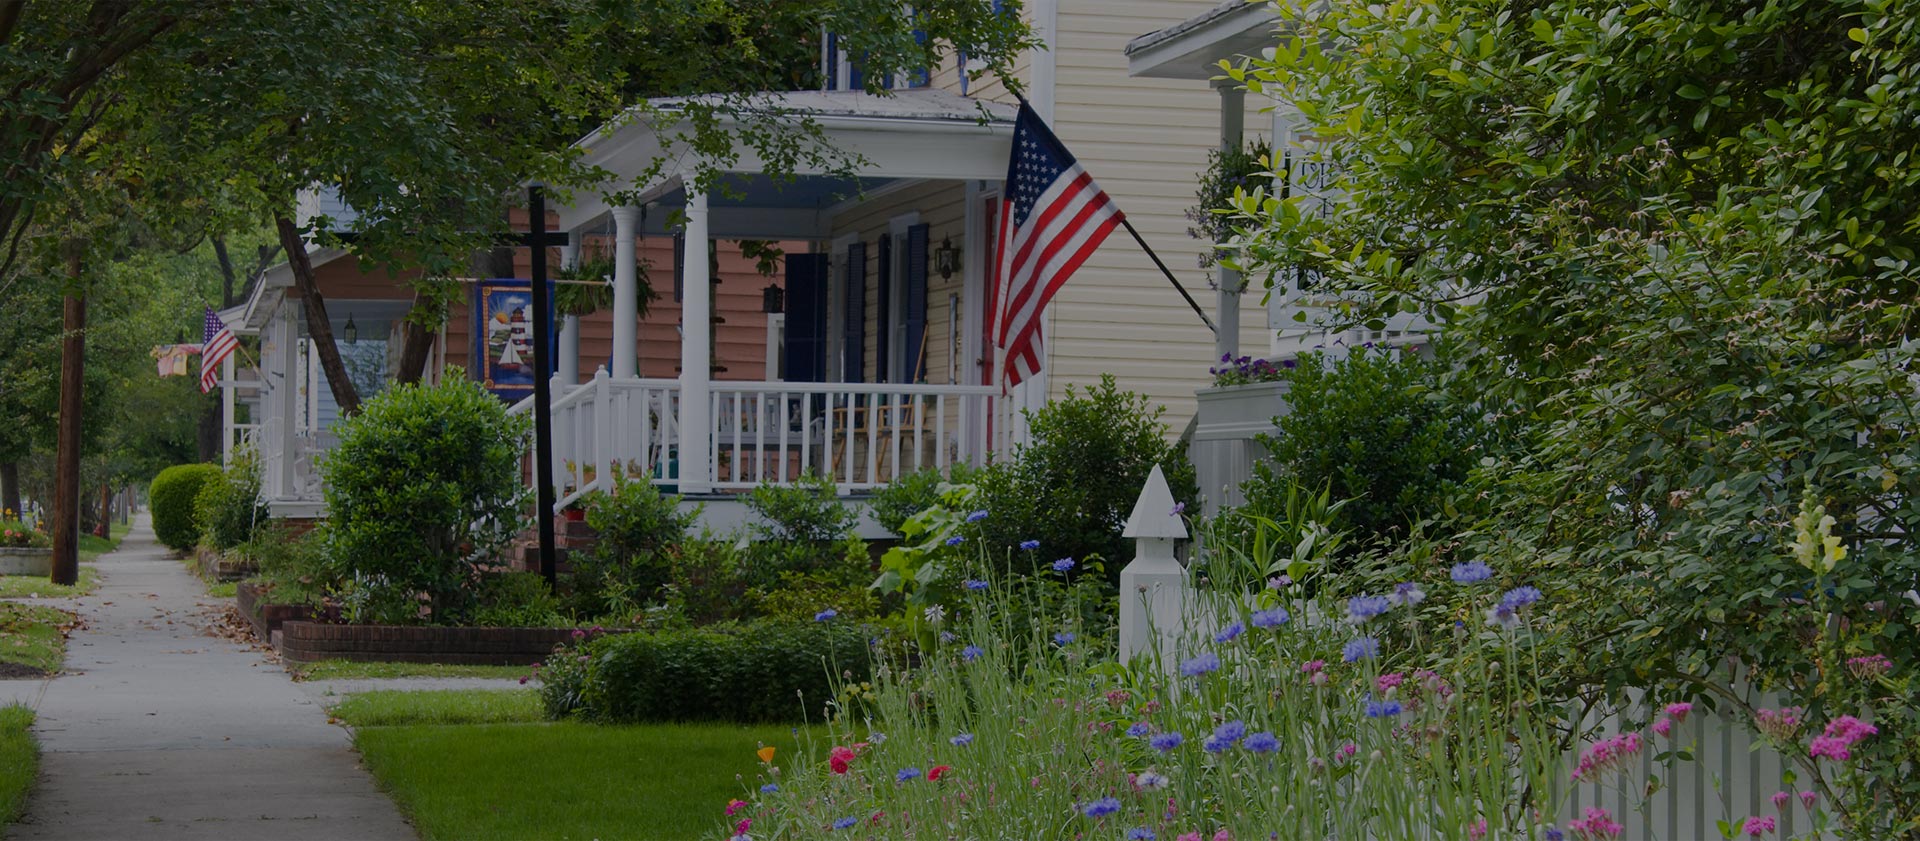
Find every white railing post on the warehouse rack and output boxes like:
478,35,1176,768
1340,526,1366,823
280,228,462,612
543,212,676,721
593,367,613,496
1119,465,1190,665
549,373,570,490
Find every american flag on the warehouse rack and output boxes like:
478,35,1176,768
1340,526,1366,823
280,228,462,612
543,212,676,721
199,308,238,393
990,100,1123,389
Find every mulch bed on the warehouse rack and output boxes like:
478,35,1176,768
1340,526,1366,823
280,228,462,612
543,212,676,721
0,661,49,679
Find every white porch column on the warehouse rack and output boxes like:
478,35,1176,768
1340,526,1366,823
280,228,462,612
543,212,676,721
676,190,713,492
1215,83,1246,364
559,229,583,385
610,205,641,379
220,355,236,465
275,307,299,499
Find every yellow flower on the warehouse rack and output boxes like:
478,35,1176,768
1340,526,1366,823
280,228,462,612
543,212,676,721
756,746,776,764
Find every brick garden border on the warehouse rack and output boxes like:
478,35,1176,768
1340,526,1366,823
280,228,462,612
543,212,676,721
235,581,322,641
275,621,578,665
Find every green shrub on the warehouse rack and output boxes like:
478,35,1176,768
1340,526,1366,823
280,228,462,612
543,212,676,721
237,524,332,607
149,463,222,552
573,477,697,617
867,465,974,535
195,447,267,552
742,474,865,589
975,375,1197,585
473,572,565,627
562,619,871,724
320,376,529,624
659,535,749,626
1267,348,1481,545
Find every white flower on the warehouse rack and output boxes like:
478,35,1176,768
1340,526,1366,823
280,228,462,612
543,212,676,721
923,604,947,624
1135,771,1169,790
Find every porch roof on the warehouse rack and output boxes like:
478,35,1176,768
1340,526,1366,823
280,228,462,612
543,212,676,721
1125,0,1279,81
558,89,1016,235
227,246,352,334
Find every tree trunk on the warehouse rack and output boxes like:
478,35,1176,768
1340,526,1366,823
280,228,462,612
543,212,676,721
213,235,236,307
392,308,438,385
0,462,20,519
274,215,361,415
50,247,85,586
198,390,222,461
94,484,110,538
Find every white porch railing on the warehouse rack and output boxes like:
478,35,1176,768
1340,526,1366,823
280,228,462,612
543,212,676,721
707,381,998,491
509,368,680,511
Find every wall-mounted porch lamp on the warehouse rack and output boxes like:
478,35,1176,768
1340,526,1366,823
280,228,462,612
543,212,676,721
343,313,359,344
762,283,785,314
935,236,961,279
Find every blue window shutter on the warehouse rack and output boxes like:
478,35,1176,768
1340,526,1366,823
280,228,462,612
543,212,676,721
672,233,685,303
905,224,929,382
910,29,930,88
842,242,866,383
826,33,840,90
783,254,830,383
875,233,892,382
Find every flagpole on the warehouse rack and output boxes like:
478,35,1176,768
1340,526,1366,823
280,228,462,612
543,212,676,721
1119,218,1216,335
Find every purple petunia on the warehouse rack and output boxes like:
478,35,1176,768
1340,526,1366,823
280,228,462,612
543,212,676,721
1179,652,1221,677
1252,607,1290,628
1081,797,1122,818
1214,622,1245,643
1149,732,1184,752
1343,636,1379,662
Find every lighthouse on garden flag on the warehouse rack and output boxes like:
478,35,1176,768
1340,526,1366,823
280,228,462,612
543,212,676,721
989,99,1125,391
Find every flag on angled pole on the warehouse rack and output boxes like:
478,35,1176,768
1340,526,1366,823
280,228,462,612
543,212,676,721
199,308,238,394
990,99,1124,391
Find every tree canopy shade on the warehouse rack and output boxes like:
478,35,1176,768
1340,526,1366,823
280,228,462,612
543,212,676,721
1225,1,1920,830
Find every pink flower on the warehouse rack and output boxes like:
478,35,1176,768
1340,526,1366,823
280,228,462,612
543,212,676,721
1568,807,1624,840
1770,791,1790,810
1798,791,1818,809
1809,715,1878,762
1301,660,1325,675
1376,672,1405,693
1177,835,1201,841
1809,736,1853,761
1652,718,1672,737
1742,815,1775,836
1468,818,1488,839
1845,653,1892,680
927,765,951,782
1571,732,1644,781
1212,831,1229,841
725,799,747,816
735,818,751,834
1754,707,1805,741
1664,702,1693,723
1336,742,1358,762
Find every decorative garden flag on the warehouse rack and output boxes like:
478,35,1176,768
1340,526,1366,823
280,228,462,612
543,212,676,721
990,99,1124,390
199,308,238,393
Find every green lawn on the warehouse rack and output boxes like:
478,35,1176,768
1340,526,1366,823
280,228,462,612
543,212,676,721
0,705,35,825
77,522,127,563
292,660,533,681
338,691,817,841
205,580,237,598
0,603,71,675
0,566,99,599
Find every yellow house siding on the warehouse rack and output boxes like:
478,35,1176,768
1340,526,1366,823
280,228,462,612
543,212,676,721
1042,0,1276,431
825,180,971,386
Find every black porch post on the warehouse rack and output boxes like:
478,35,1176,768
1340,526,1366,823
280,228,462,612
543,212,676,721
528,185,558,585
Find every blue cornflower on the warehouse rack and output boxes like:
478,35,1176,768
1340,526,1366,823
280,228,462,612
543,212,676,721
1487,602,1521,629
1148,732,1184,752
760,782,779,793
896,767,920,782
1450,560,1494,584
1364,696,1403,718
1214,622,1245,643
1544,829,1564,841
1202,735,1232,753
1080,797,1122,818
814,608,838,622
1053,632,1075,646
1019,539,1041,550
945,536,964,547
1243,731,1280,753
1052,557,1075,572
1501,585,1542,609
1251,607,1289,628
1179,652,1221,677
960,645,983,662
1128,828,1158,840
950,732,974,746
1126,721,1151,738
1346,594,1392,622
1389,581,1427,607
832,816,859,830
1342,636,1379,662
965,510,989,523
938,631,956,644
1213,720,1246,742
963,578,990,591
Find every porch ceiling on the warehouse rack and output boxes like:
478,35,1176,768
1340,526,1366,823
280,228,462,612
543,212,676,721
1126,0,1280,82
557,89,1014,234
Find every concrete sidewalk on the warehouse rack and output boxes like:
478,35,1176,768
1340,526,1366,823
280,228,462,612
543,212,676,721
3,514,414,840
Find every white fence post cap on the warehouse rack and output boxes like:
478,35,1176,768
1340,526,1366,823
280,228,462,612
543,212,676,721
1123,465,1188,540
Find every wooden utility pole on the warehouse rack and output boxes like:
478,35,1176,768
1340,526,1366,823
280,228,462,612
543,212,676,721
50,243,86,586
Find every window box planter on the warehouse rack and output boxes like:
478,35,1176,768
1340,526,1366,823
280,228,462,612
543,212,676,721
0,546,53,576
1191,380,1294,517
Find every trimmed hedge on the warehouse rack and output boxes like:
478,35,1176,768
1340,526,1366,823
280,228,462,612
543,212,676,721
569,620,871,724
149,464,222,553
